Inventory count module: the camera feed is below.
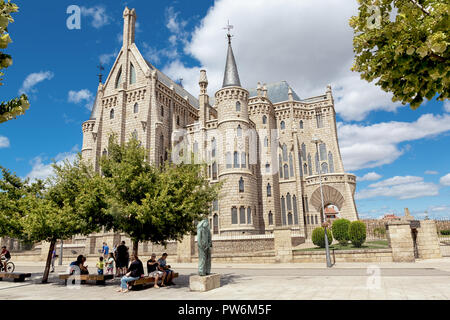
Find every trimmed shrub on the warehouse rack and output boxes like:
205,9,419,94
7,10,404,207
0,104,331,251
373,226,386,238
312,227,333,248
440,230,450,235
332,218,351,245
349,221,366,247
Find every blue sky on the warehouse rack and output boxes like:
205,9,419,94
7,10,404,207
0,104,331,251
0,0,449,219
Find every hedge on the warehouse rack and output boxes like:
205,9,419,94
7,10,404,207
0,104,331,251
349,221,366,247
312,227,333,248
332,218,351,245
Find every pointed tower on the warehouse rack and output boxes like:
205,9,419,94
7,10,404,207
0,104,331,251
215,26,259,235
122,7,136,48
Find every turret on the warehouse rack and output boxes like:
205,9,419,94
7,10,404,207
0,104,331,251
198,69,209,126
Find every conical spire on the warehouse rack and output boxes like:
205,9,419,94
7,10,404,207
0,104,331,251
222,34,241,88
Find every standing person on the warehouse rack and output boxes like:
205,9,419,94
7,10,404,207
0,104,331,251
146,253,165,288
105,253,115,275
113,244,119,277
50,248,58,273
0,246,11,272
117,254,144,293
158,253,175,285
102,242,109,259
96,256,104,275
116,241,129,276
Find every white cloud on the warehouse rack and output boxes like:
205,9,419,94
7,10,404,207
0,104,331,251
425,170,438,175
99,50,119,65
26,146,79,182
81,6,111,29
440,173,450,186
339,113,450,171
68,89,94,111
19,71,54,95
157,0,404,121
357,172,382,182
0,136,10,148
444,100,450,113
356,175,439,200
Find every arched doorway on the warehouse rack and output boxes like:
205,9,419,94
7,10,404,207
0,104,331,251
310,185,344,223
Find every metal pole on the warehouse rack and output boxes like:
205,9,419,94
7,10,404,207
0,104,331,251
59,239,63,266
315,140,332,268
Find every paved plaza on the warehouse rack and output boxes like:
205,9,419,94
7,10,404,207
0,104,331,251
1,259,449,300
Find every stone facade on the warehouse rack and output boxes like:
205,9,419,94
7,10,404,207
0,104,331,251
81,7,358,240
386,220,415,262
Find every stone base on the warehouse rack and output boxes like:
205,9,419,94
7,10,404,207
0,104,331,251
189,274,221,292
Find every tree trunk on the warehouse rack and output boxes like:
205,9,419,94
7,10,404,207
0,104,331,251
42,240,56,283
132,240,139,257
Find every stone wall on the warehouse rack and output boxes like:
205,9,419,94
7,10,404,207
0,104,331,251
293,248,393,263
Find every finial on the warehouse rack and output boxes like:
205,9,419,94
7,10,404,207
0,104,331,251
326,84,332,92
288,86,293,101
199,69,208,84
97,63,105,83
262,83,267,98
223,20,234,44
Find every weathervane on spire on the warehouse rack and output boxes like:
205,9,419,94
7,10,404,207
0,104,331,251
97,63,105,83
223,20,233,44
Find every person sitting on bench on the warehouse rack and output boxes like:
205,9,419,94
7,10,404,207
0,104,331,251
158,253,175,285
147,253,166,288
69,255,89,275
118,254,144,293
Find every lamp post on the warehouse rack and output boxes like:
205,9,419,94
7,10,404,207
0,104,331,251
312,136,332,268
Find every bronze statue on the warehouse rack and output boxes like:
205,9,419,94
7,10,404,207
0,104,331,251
197,218,212,276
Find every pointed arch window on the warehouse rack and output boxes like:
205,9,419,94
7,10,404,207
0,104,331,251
283,164,289,180
281,196,287,225
316,113,323,128
115,67,122,89
234,151,239,168
301,143,307,159
211,138,216,158
288,213,293,225
193,141,198,154
265,163,270,173
319,143,327,161
289,153,294,177
132,129,138,141
239,206,245,224
212,162,217,180
231,207,238,224
241,152,246,168
236,101,241,111
176,115,180,126
303,163,308,175
279,154,283,178
264,136,268,148
282,144,288,161
239,177,244,192
267,183,271,197
247,207,252,224
293,195,299,224
226,152,232,168
213,200,218,211
328,152,335,173
130,63,136,84
308,154,313,176
161,135,165,154
298,153,303,177
315,152,320,174
262,115,267,124
286,193,292,211
280,121,285,130
299,120,304,129
160,105,164,117
213,214,219,234
321,162,329,174
133,103,139,113
268,211,273,225
110,108,115,119
237,125,242,137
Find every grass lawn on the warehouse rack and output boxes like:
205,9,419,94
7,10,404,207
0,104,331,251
294,240,389,252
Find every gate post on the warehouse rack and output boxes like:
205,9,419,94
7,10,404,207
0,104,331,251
386,220,415,262
416,220,442,259
274,227,293,263
177,234,195,263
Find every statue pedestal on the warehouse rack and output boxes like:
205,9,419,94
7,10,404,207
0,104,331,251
189,274,221,292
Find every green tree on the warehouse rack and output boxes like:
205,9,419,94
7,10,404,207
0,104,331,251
349,0,449,109
1,156,110,283
349,220,367,247
0,0,30,123
100,137,220,256
312,227,333,248
332,218,351,245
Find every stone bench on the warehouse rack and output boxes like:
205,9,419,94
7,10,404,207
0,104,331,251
59,273,114,285
128,272,179,289
0,272,32,282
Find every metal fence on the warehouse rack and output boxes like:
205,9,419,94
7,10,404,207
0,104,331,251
435,218,450,257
